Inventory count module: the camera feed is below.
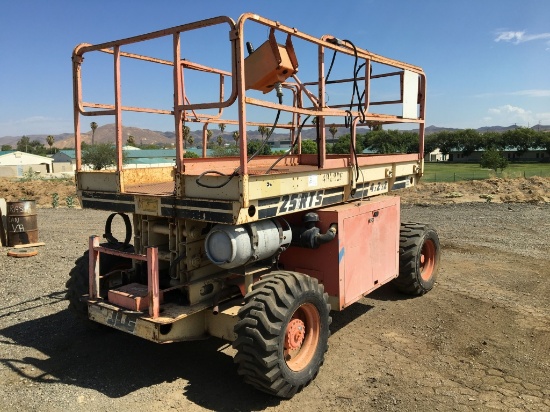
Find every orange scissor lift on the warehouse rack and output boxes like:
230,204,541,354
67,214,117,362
67,13,440,398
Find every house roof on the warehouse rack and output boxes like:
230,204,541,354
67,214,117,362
449,146,546,153
123,149,176,158
126,157,175,164
55,149,76,159
0,151,53,164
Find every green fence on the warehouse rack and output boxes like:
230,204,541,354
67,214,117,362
422,169,550,183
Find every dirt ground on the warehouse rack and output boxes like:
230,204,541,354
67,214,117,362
0,177,549,411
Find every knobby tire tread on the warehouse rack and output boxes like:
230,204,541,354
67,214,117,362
393,222,440,295
233,270,331,398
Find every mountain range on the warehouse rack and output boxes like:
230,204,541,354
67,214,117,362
1,123,549,149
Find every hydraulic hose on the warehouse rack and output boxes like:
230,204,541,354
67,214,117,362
315,223,338,246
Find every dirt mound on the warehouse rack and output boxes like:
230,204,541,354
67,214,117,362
400,176,550,205
0,176,549,208
0,177,79,208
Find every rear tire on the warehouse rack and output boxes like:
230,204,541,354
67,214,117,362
233,271,331,398
393,223,440,295
65,242,134,319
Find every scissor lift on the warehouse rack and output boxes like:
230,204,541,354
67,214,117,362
66,13,440,398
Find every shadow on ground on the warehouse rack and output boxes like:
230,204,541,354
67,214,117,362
0,288,397,411
0,299,278,411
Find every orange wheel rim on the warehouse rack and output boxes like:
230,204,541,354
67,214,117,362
284,303,320,372
420,239,436,281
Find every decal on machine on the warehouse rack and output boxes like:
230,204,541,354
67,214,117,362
257,187,344,219
106,311,138,334
278,190,323,213
369,180,388,194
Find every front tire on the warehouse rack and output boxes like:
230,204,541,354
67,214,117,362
393,223,440,295
233,271,331,398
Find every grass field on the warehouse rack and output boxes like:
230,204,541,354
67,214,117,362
423,162,550,182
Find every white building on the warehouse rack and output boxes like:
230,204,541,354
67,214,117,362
0,151,54,177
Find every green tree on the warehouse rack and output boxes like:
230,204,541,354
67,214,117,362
433,130,457,160
30,140,47,156
455,129,481,156
46,135,55,153
207,129,213,146
82,143,120,170
301,139,317,154
331,134,365,154
535,131,550,155
479,131,505,151
423,134,439,157
233,131,239,146
247,140,271,156
16,135,31,152
503,127,537,156
127,135,136,146
1,144,12,151
480,148,508,172
367,130,418,154
211,145,239,157
17,136,46,155
90,122,98,145
218,123,226,136
217,135,224,147
184,151,199,158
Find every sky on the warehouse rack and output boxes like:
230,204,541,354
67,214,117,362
1,0,549,138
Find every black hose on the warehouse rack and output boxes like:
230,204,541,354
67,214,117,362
343,39,366,127
195,169,238,189
325,49,337,83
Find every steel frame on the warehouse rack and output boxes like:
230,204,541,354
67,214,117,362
72,13,426,181
73,13,428,341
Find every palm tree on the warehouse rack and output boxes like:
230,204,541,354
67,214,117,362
217,123,226,147
127,135,136,146
90,122,98,145
207,129,213,147
233,131,239,146
365,120,383,132
329,124,338,141
187,134,194,147
182,125,191,148
258,125,268,139
46,135,55,153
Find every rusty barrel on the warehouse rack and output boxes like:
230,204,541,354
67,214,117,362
7,200,38,246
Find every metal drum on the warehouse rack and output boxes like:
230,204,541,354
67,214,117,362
7,200,38,246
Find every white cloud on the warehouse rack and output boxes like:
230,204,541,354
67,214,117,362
495,30,550,47
489,105,528,116
511,89,550,97
495,31,524,43
487,105,550,126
